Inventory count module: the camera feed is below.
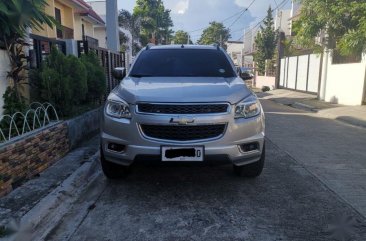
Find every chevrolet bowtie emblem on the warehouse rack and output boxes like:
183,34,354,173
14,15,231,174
169,117,195,125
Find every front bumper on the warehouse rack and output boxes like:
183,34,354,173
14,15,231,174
101,104,265,166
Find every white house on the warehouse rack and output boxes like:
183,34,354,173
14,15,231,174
226,41,244,66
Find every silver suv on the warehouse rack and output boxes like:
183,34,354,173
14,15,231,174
100,45,265,178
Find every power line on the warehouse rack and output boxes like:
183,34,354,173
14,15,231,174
227,0,257,29
188,0,258,34
234,0,290,41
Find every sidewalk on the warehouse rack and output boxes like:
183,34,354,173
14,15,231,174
256,89,366,128
0,136,100,240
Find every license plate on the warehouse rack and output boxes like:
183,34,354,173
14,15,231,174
161,146,204,161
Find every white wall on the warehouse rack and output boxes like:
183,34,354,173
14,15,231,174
255,76,276,89
324,53,366,105
226,42,243,66
0,50,10,115
280,54,321,93
94,26,107,49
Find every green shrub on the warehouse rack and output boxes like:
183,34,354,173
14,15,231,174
66,54,88,104
0,87,27,142
80,52,106,103
2,86,26,115
261,86,271,92
38,47,88,116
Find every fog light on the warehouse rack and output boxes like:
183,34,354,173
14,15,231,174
240,142,259,152
107,143,125,152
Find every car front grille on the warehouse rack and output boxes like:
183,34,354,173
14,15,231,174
137,103,229,114
140,124,226,141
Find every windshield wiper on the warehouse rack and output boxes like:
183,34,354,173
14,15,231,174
129,74,154,78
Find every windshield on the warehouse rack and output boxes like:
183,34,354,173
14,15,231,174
129,49,236,78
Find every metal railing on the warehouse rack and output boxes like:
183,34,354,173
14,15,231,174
77,40,126,93
0,103,59,144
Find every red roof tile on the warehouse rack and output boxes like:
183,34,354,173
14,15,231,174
74,0,105,24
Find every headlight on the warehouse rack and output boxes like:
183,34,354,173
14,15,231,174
235,95,261,119
106,100,131,119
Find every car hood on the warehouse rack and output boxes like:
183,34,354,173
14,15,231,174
113,77,252,105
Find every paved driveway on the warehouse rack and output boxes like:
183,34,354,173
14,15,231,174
47,98,366,241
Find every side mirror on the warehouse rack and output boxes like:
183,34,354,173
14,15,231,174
112,67,126,80
240,70,254,81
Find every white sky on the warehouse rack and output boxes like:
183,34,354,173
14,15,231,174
117,0,292,42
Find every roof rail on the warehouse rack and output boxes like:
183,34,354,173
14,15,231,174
212,43,220,50
146,43,155,50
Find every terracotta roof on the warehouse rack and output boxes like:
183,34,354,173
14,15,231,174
73,0,90,8
74,0,105,25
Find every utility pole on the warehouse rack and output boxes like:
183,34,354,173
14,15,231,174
187,34,190,45
275,32,285,89
320,26,329,100
106,0,119,52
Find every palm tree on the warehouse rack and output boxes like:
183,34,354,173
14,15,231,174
0,0,56,105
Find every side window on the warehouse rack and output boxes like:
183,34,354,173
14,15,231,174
55,8,62,38
55,8,61,24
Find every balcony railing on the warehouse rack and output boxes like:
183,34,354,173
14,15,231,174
56,25,74,39
85,35,99,49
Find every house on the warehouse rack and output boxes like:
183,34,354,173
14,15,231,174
86,0,132,66
226,41,244,66
31,0,88,40
242,25,260,68
85,0,120,52
74,1,105,48
28,0,107,67
274,9,292,36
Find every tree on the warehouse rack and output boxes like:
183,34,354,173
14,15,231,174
197,22,231,48
118,9,142,55
132,0,174,46
293,0,366,55
253,6,278,75
0,0,56,112
173,30,192,44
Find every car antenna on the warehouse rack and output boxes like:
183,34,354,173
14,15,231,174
181,44,184,48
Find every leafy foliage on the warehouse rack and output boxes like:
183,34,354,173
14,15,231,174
118,9,142,55
294,0,366,55
2,87,26,115
80,52,106,104
132,0,174,46
0,0,56,110
197,22,231,49
39,48,87,116
0,0,55,38
253,7,278,75
173,30,192,44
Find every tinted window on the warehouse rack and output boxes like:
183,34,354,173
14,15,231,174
130,49,236,78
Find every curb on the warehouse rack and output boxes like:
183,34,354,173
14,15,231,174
335,116,366,129
292,102,319,112
1,151,101,241
264,98,366,129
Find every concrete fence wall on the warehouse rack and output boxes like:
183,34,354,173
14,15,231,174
0,50,10,115
0,108,101,197
279,54,322,93
323,53,366,105
255,76,276,89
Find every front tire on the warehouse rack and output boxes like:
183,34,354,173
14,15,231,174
233,143,265,178
100,147,130,179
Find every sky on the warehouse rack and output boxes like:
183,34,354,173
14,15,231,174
117,0,292,42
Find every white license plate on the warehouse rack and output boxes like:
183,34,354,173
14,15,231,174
161,146,204,161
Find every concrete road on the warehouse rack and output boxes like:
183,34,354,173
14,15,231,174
46,100,366,241
262,99,366,218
